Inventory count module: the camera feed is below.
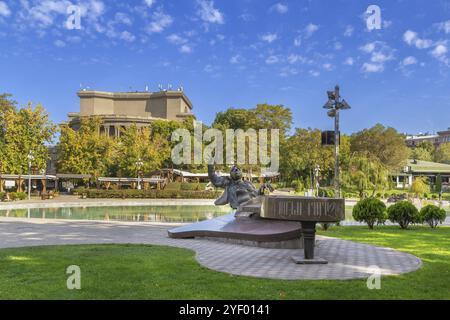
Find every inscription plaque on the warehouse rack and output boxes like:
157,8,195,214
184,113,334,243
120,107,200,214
261,196,345,223
260,196,345,264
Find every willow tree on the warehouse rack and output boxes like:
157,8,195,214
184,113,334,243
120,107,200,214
342,152,390,198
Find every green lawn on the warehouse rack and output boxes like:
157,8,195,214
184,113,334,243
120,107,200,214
0,226,449,300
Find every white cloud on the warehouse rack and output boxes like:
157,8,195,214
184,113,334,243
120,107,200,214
403,30,433,49
54,39,66,47
334,42,342,50
16,0,105,30
197,0,224,24
360,41,394,73
0,1,11,17
144,0,155,7
436,20,450,34
167,34,187,45
403,30,417,45
362,63,384,73
293,36,301,47
287,54,306,64
360,42,376,53
344,25,353,37
230,54,241,64
180,44,192,54
260,33,278,43
119,31,135,42
344,57,354,66
265,55,279,64
431,44,449,64
309,70,320,77
270,3,288,14
322,63,334,71
305,23,319,38
147,9,173,33
401,56,417,66
432,44,447,57
114,13,132,26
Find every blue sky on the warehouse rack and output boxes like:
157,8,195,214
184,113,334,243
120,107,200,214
0,0,450,135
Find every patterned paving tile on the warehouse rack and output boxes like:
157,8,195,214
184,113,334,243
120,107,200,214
0,218,422,280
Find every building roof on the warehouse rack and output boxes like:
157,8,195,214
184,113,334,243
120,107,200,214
407,159,450,174
77,90,194,110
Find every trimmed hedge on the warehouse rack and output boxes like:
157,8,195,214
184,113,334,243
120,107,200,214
85,189,222,199
387,201,420,229
420,205,447,228
352,197,387,229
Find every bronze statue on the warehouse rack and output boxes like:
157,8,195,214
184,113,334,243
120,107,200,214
208,164,273,210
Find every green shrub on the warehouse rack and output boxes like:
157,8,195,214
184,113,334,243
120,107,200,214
291,180,304,193
180,183,200,191
420,205,447,228
387,201,420,229
318,188,335,198
164,182,181,191
352,198,387,229
85,189,222,199
9,192,27,201
0,192,5,201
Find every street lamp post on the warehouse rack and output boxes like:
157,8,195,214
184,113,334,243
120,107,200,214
323,85,351,198
27,151,34,200
136,159,144,190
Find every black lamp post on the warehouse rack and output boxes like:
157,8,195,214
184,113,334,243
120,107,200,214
323,85,351,198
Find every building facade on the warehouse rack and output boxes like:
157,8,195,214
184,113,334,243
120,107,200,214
406,128,450,148
67,89,195,137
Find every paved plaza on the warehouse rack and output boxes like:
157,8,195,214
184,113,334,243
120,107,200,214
0,217,422,280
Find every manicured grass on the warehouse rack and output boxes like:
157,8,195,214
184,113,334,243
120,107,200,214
0,226,449,300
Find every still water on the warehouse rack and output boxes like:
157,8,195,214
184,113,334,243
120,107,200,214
0,206,231,223
0,205,447,223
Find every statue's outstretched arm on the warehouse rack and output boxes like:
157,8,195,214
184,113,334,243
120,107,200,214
208,164,227,188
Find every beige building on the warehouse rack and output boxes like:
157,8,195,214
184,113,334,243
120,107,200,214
68,89,194,136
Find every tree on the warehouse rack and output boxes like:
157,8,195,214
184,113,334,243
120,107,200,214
436,174,443,194
57,117,114,183
114,125,170,177
2,103,56,175
410,176,430,198
420,205,447,228
388,201,420,229
434,142,450,164
212,108,254,131
342,152,389,198
410,146,433,162
352,197,387,229
350,124,409,171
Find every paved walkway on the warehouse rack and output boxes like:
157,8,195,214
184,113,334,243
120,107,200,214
0,218,422,280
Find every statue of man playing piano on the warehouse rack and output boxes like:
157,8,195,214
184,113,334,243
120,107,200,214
207,164,273,210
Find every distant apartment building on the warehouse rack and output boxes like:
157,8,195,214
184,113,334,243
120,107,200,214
67,89,195,137
406,128,450,148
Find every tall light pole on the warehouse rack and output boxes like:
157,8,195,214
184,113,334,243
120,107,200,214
323,85,351,198
27,151,34,200
136,159,144,190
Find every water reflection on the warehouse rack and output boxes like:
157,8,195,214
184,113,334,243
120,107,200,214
0,206,231,223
